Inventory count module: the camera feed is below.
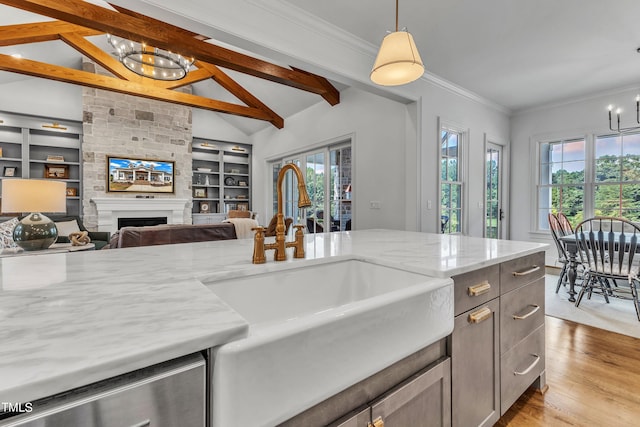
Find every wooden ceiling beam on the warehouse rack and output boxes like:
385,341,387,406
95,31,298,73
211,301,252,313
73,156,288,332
59,32,135,81
0,0,340,105
0,20,100,46
0,53,273,122
196,61,284,129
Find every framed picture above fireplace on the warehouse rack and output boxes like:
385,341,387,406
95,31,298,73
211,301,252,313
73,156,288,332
107,156,175,193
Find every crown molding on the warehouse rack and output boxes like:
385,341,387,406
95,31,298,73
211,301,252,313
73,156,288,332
514,84,640,116
247,0,510,115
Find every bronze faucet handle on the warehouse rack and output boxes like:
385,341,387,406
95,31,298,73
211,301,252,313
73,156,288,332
252,226,267,264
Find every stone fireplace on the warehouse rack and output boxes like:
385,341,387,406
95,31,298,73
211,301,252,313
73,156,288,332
80,58,193,232
91,198,189,234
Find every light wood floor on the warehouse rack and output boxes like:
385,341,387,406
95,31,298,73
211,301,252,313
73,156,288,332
496,316,640,426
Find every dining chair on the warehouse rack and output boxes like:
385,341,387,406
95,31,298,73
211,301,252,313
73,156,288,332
548,213,570,293
574,217,640,321
557,212,574,236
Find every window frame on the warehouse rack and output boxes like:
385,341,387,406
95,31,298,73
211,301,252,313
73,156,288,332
533,130,640,232
438,118,468,235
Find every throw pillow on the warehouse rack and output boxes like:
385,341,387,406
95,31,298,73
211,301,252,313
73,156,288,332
0,217,19,249
55,219,81,241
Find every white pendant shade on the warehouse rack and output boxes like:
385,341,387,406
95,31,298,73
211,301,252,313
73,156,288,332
370,31,424,86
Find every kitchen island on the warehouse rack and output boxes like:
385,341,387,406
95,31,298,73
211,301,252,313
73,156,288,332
0,229,547,426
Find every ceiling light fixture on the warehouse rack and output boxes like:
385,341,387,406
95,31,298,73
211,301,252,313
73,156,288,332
607,95,640,133
370,0,424,86
107,34,194,81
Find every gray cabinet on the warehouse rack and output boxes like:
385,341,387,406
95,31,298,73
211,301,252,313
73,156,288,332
451,298,500,427
331,358,451,427
0,353,206,427
450,252,546,426
0,112,82,217
191,138,251,220
499,252,546,414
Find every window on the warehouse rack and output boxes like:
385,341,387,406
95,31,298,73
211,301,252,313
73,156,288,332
269,142,352,233
538,138,585,229
537,132,640,230
594,133,640,220
440,127,464,234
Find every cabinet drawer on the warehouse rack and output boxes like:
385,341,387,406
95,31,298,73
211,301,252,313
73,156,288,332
452,265,500,316
500,252,545,294
500,326,545,415
500,278,545,354
2,354,206,427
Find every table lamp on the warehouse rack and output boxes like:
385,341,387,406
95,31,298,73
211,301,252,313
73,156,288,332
1,179,67,250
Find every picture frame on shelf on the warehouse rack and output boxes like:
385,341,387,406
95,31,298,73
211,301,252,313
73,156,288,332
238,180,247,187
44,164,69,179
194,188,206,198
0,148,3,157
66,187,78,197
199,202,211,213
3,166,16,177
237,203,249,211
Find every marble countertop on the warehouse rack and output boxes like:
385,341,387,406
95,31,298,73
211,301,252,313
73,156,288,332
0,229,547,406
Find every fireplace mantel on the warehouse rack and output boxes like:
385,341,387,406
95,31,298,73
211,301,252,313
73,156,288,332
91,198,189,234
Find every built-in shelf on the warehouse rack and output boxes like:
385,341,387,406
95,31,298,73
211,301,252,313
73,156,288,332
0,111,83,217
191,137,251,217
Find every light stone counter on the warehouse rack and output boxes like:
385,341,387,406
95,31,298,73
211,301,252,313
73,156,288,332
0,229,547,407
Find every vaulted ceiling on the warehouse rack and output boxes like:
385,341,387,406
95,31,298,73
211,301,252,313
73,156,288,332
1,0,640,133
0,0,340,132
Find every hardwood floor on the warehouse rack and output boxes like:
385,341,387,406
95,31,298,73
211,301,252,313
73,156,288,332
496,316,640,426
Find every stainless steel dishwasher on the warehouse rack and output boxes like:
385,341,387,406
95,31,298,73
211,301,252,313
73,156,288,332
0,353,206,427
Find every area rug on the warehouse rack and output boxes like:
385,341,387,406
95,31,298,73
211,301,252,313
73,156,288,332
545,274,640,338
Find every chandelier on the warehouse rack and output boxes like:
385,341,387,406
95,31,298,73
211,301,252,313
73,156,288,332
107,34,194,81
370,0,424,86
608,95,640,133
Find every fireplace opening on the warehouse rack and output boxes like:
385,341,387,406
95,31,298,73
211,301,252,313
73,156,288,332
118,217,168,229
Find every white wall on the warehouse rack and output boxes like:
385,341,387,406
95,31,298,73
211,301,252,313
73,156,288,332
510,86,640,263
417,81,511,236
192,109,250,144
251,87,410,231
0,78,81,121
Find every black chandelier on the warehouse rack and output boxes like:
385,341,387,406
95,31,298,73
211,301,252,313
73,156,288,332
608,95,640,133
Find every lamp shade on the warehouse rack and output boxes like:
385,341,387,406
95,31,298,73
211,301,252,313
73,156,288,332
1,179,66,213
370,31,424,86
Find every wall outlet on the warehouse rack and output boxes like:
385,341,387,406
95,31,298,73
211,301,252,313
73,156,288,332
427,200,432,210
370,201,381,209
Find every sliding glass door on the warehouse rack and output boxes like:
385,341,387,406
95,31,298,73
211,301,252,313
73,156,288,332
270,141,351,233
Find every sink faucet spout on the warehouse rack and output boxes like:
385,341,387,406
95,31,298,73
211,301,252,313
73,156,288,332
253,163,311,263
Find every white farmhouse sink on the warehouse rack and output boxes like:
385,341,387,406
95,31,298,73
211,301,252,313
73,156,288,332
206,259,453,427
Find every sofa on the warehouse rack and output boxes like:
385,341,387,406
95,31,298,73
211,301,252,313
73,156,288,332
50,216,111,250
108,223,237,249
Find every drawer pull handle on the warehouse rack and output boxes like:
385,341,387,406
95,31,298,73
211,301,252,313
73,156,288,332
129,420,151,427
468,281,491,296
513,304,540,320
368,416,384,427
468,306,492,324
514,354,540,376
512,265,541,277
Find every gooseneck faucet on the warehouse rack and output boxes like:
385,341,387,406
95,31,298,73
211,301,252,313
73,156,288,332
253,163,312,264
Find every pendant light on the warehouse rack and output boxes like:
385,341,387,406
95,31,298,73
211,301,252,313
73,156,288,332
370,0,424,86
